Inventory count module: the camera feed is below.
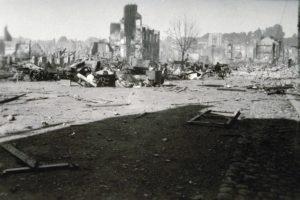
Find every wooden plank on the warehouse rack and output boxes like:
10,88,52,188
198,84,224,87
0,94,26,104
2,163,75,176
1,143,38,168
226,110,241,127
26,97,49,102
176,87,188,93
263,85,294,90
86,103,131,107
0,123,70,144
217,88,246,92
210,110,235,114
187,109,211,123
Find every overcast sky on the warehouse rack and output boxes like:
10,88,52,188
0,0,297,40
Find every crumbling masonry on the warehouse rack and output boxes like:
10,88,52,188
109,4,160,62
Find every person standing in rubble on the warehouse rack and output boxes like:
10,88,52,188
162,63,168,83
215,62,221,73
184,54,190,69
214,62,226,79
184,54,190,63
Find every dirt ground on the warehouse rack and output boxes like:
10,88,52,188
0,77,299,200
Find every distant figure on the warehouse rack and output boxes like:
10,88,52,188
162,63,168,79
288,58,293,68
215,62,221,72
184,54,190,64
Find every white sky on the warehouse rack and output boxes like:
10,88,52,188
0,0,298,40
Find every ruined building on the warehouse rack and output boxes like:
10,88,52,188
0,26,15,56
90,40,113,58
254,36,282,63
109,4,160,62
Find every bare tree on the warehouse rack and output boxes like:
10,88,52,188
168,16,199,66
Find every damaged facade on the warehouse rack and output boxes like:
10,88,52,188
254,36,282,63
109,4,160,62
90,40,113,58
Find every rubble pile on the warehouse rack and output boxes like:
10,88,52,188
231,63,299,80
69,59,165,88
165,61,230,80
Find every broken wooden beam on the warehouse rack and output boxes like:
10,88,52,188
263,85,294,90
198,84,224,87
217,88,246,92
0,94,26,104
1,143,38,168
26,97,49,102
86,103,131,107
210,110,235,114
226,110,241,127
187,109,211,123
176,87,188,93
0,122,70,143
2,163,76,176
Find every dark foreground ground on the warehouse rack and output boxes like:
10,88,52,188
0,105,299,200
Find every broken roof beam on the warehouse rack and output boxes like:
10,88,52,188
1,143,38,168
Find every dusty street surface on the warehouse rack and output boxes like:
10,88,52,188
0,78,299,200
1,78,298,140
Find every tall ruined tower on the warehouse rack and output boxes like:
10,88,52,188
109,4,159,62
4,26,12,41
124,4,137,60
